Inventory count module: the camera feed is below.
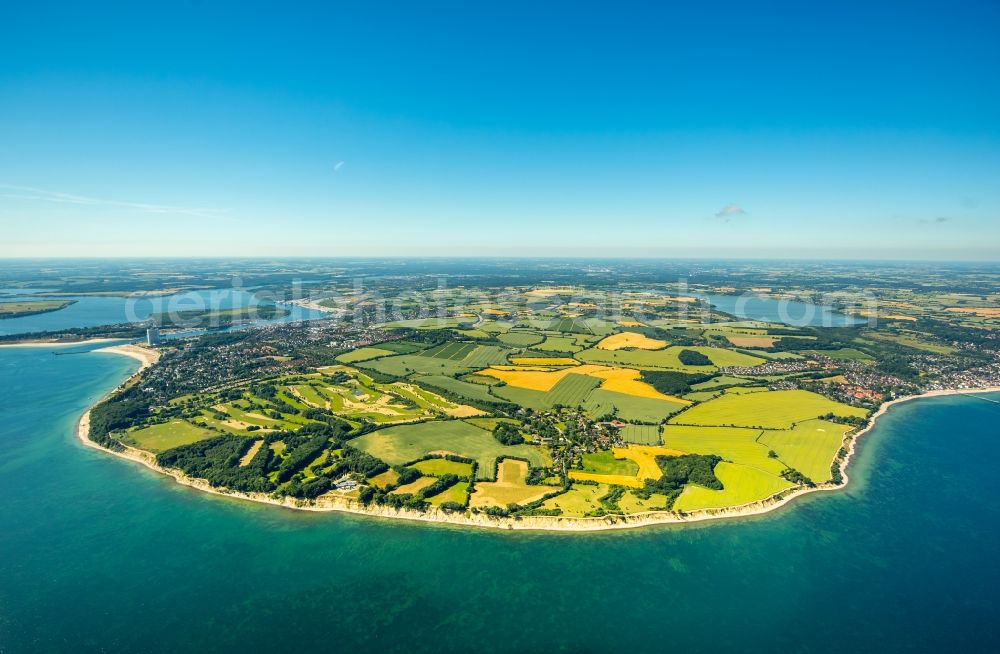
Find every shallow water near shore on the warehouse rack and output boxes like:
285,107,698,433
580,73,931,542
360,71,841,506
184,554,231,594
1,344,998,653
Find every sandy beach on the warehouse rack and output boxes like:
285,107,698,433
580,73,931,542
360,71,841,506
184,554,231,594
74,350,1000,531
92,343,161,370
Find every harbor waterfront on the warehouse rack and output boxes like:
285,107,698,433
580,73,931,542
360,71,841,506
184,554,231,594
0,342,997,652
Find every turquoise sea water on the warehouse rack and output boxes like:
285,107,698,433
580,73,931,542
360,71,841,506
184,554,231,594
1,344,998,653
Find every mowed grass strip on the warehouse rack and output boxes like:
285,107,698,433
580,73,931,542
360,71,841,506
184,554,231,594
351,420,547,480
672,389,867,429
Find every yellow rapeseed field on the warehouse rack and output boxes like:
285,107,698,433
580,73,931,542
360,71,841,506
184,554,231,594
945,307,1000,317
568,445,687,487
613,445,687,480
595,331,668,351
481,364,690,403
726,335,777,348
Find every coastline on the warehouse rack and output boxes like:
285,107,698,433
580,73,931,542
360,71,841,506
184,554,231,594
74,351,1000,531
286,298,346,314
0,337,126,349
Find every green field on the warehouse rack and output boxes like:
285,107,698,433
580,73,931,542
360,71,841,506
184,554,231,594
758,419,851,482
427,481,470,506
488,373,603,411
803,348,874,362
541,484,610,516
125,420,219,452
582,388,687,422
351,420,547,479
375,341,427,354
379,317,477,330
619,424,661,445
412,458,474,478
359,344,509,377
497,331,545,347
682,390,722,402
419,342,478,360
335,347,396,364
673,462,793,511
390,476,437,496
691,375,755,390
280,371,477,425
463,417,517,431
544,373,602,408
491,384,550,411
412,374,497,403
618,491,671,513
476,320,514,334
661,424,785,474
866,333,957,355
533,334,588,352
580,450,639,476
672,389,867,429
539,317,616,336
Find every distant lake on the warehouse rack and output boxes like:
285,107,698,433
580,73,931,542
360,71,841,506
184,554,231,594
699,293,864,327
0,288,329,336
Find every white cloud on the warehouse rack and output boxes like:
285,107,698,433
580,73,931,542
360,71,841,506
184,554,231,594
0,184,231,219
714,204,747,220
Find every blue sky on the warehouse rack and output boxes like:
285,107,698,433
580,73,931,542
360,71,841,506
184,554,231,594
1,1,998,259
